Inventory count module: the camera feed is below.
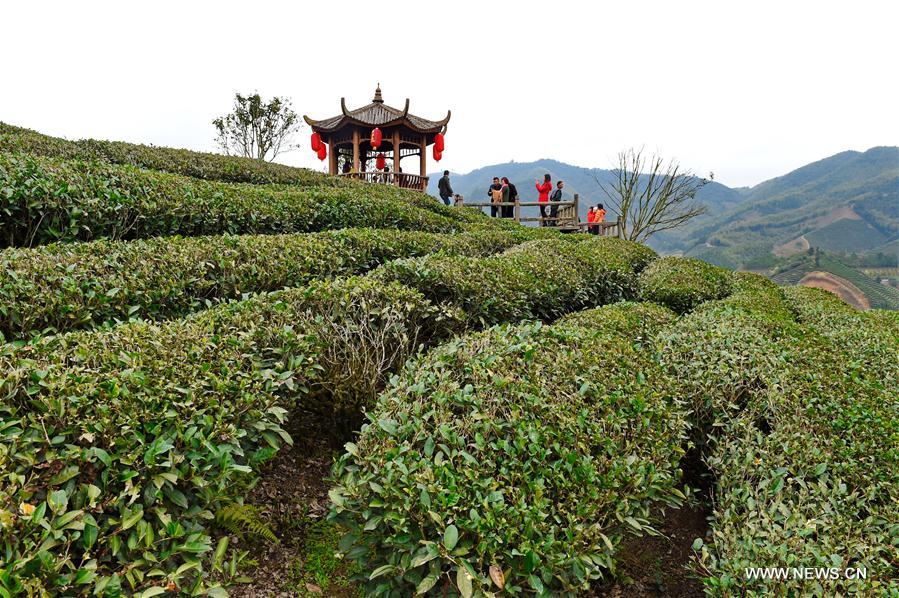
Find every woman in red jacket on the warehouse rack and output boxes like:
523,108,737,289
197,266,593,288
535,174,552,226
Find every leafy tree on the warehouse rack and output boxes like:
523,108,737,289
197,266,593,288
599,148,709,242
213,92,301,161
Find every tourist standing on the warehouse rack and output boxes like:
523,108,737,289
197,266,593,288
438,170,454,206
587,206,598,234
502,177,517,218
488,177,504,217
536,174,552,226
548,180,565,227
595,203,606,235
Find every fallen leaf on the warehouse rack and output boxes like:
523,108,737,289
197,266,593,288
489,564,505,589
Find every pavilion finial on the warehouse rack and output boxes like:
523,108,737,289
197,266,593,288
373,84,383,103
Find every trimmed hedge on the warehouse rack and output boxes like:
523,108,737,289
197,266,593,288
638,256,733,313
0,122,523,233
0,277,458,596
0,122,340,187
330,302,687,596
0,233,627,594
659,278,899,595
0,152,476,247
373,237,657,326
0,228,523,341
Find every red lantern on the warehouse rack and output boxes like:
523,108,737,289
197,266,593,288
433,147,442,162
375,152,386,170
434,133,445,153
317,145,327,161
311,132,322,152
370,127,382,149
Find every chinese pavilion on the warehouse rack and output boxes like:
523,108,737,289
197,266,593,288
304,85,450,191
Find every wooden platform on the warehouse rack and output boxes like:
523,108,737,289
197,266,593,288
457,193,624,237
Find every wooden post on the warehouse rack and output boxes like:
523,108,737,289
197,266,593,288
573,194,579,229
419,135,427,177
393,131,401,184
514,198,520,223
328,138,337,175
352,130,360,172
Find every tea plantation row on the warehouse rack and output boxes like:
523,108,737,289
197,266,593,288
0,237,654,596
0,227,561,341
0,122,346,187
0,151,530,248
331,258,898,596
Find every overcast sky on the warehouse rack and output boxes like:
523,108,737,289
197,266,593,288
2,0,896,188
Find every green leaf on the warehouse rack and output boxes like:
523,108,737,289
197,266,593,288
377,418,398,434
47,490,68,513
49,465,80,485
213,537,229,570
83,524,99,550
410,544,438,568
416,573,439,595
369,564,396,580
121,508,143,531
456,566,473,598
443,525,459,551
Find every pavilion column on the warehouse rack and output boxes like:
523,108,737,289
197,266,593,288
419,135,427,178
352,130,361,172
328,138,337,175
392,131,401,185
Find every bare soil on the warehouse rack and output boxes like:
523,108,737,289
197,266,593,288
588,446,712,597
773,234,810,258
799,271,870,310
228,407,359,598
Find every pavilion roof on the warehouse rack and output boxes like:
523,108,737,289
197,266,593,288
304,86,450,135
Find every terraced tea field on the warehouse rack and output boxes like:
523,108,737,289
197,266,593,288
1,124,896,597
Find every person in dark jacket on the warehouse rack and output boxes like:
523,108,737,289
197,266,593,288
548,180,565,226
501,177,517,218
438,170,454,206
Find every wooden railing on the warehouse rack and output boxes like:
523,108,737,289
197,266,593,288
456,193,625,237
338,171,429,191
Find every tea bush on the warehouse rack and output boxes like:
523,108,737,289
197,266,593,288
638,256,733,313
0,122,345,187
330,302,687,596
0,152,476,247
0,228,522,341
0,123,527,233
0,277,458,596
373,237,656,326
660,283,899,595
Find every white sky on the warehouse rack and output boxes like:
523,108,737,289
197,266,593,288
1,0,896,188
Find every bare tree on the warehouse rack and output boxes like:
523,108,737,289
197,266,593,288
599,148,709,242
212,92,301,161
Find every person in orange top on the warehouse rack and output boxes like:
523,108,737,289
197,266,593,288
595,203,607,235
586,206,598,235
535,174,552,226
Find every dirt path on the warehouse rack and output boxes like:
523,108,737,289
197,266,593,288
227,408,360,598
773,234,809,257
799,271,869,310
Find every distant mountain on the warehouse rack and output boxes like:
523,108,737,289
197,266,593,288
682,147,899,268
430,147,899,269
